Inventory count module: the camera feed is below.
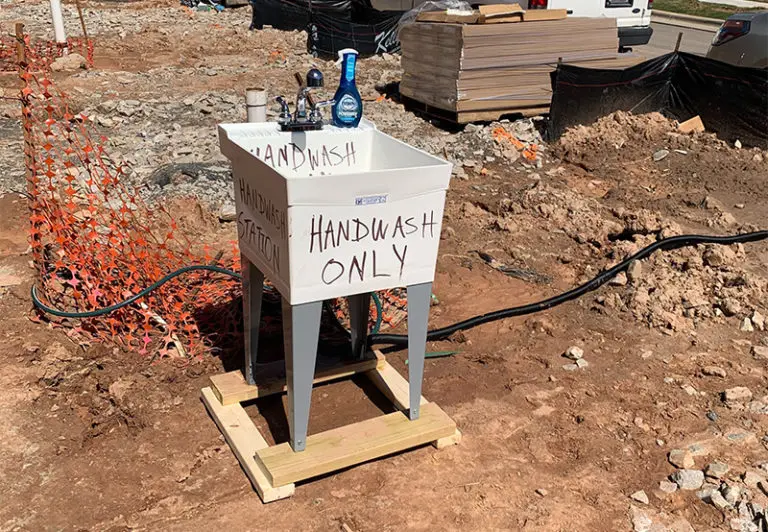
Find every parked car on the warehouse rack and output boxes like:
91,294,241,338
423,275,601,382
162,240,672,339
706,11,768,68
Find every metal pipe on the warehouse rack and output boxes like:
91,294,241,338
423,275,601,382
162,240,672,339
49,0,68,54
246,87,267,123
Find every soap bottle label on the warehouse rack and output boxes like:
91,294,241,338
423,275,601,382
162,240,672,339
336,94,359,123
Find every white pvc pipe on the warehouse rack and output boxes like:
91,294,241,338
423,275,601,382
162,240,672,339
49,0,68,53
246,87,267,123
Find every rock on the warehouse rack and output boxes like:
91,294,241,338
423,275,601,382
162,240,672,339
729,518,758,532
705,461,730,479
108,379,132,402
535,488,548,497
610,271,628,286
741,318,755,332
734,140,742,149
723,484,742,505
710,490,733,510
751,311,765,331
564,346,584,360
669,449,695,469
742,471,765,489
218,202,236,221
671,469,705,490
22,342,40,354
659,480,679,494
707,411,718,422
753,346,768,360
721,298,743,316
631,490,650,504
575,358,589,368
758,479,768,496
631,506,653,532
562,363,580,371
653,149,670,162
702,366,727,378
723,387,753,403
50,53,87,72
627,261,643,283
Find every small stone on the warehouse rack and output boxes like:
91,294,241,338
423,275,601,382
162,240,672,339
752,345,768,360
659,480,679,493
218,202,236,222
681,384,698,396
734,203,745,209
630,490,649,504
575,358,589,368
751,311,765,331
669,449,695,469
535,488,548,497
706,411,718,422
702,366,727,378
50,53,87,72
734,140,742,149
627,261,643,283
653,149,670,162
631,506,653,532
641,350,653,359
742,471,765,489
22,342,40,354
705,461,730,479
671,469,705,490
722,484,741,505
758,479,768,496
723,387,753,403
562,363,579,371
710,490,733,510
610,271,628,286
740,318,754,332
564,346,584,360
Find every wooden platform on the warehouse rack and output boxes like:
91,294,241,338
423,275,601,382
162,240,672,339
201,353,461,502
401,94,549,124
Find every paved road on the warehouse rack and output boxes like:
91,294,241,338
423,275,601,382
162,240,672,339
637,22,717,58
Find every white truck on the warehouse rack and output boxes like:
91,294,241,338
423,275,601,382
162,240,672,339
520,0,654,47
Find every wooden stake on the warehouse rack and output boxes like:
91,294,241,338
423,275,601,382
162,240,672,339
15,22,26,65
674,32,683,52
75,0,89,41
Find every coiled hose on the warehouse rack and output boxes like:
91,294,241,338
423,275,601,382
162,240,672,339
30,230,768,346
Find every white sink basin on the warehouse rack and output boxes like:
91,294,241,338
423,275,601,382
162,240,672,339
219,119,453,304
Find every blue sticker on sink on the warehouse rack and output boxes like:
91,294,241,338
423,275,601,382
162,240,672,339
355,194,388,206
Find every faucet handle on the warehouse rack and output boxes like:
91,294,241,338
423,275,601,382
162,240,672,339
275,96,291,123
309,99,335,122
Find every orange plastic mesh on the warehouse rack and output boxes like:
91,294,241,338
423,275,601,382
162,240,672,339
10,29,407,360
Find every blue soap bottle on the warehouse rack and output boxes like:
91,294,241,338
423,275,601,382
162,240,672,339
331,48,362,128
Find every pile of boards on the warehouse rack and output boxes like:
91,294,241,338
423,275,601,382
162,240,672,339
399,5,642,123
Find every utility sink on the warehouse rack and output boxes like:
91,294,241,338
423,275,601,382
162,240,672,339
219,119,453,305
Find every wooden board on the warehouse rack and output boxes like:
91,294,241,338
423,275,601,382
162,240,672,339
416,10,479,23
401,95,549,123
255,402,457,487
477,3,524,23
522,8,567,21
201,387,295,502
211,352,385,405
367,361,428,412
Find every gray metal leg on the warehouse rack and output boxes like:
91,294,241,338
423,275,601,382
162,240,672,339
347,292,371,360
241,255,264,385
406,282,432,421
282,298,322,452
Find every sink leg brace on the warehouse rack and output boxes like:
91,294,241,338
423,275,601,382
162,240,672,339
201,258,459,502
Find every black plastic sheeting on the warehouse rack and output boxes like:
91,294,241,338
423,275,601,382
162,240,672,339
548,52,768,148
249,0,401,57
308,8,402,57
250,0,352,31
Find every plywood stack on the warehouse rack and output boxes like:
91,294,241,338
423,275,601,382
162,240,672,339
399,12,639,123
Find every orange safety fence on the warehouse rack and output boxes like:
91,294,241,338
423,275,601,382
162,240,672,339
9,28,407,360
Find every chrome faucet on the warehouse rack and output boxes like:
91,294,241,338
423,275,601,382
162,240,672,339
276,69,334,132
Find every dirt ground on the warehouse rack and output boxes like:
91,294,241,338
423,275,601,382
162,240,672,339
1,2,767,531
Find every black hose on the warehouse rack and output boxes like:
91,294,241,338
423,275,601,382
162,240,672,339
367,230,768,346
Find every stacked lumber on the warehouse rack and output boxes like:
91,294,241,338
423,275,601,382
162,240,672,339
399,11,640,122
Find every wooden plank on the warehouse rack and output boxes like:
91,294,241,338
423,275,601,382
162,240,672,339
255,402,456,486
200,387,295,502
416,10,479,23
211,352,385,406
367,360,428,412
678,115,705,133
522,8,568,21
477,3,524,23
